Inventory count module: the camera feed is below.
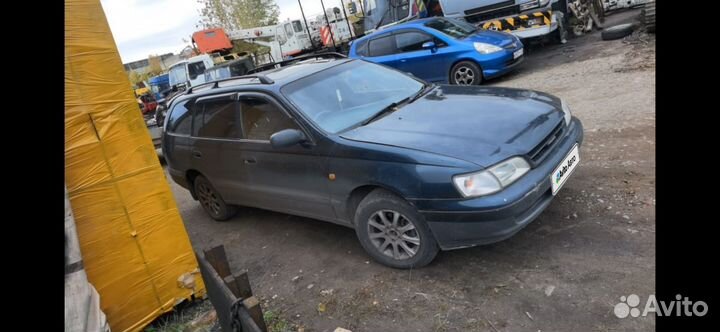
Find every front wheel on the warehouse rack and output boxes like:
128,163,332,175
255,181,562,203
354,189,439,269
450,61,482,85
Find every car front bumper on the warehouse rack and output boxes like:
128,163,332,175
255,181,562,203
410,117,584,250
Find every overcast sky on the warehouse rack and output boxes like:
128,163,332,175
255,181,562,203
101,0,349,63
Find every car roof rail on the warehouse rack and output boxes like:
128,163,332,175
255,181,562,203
248,52,347,74
185,74,274,94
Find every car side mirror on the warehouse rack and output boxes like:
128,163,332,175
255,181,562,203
270,129,307,148
422,41,437,52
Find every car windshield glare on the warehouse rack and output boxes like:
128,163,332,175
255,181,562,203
281,61,424,133
425,17,478,39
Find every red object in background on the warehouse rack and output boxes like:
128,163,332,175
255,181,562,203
139,95,157,114
320,26,332,46
192,28,233,54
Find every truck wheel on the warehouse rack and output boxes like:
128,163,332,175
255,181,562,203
450,61,482,85
601,23,634,40
193,175,237,221
354,189,439,269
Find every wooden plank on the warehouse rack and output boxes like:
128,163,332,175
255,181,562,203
223,275,241,298
203,245,231,278
243,296,267,332
196,251,236,332
233,271,253,299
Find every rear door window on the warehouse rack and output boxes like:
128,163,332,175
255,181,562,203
195,97,241,139
368,34,397,57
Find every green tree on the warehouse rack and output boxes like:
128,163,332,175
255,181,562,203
198,0,280,31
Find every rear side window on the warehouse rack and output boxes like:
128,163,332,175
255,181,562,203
167,101,192,135
354,39,369,56
395,31,433,53
196,99,241,139
368,34,397,57
240,96,300,141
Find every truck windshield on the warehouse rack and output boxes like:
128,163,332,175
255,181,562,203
281,60,424,134
425,17,478,39
168,65,188,87
363,0,412,31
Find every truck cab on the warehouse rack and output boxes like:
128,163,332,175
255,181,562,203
167,54,214,90
439,0,562,40
363,0,564,41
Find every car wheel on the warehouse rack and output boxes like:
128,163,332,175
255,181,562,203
354,189,439,269
450,61,482,85
193,175,237,221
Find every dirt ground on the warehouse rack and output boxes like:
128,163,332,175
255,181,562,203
163,9,655,332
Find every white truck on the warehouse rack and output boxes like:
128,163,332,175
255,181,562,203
364,0,566,42
167,54,215,90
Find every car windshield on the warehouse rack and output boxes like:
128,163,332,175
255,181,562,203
425,17,478,39
282,61,424,134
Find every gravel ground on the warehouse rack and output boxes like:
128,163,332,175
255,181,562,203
159,9,655,332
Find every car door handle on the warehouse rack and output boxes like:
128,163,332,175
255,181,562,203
400,59,407,62
192,150,202,158
244,158,256,164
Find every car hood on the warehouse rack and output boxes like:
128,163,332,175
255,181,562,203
463,30,517,47
340,85,564,168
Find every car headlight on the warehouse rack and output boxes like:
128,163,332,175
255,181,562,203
474,42,503,54
453,157,531,197
561,99,572,126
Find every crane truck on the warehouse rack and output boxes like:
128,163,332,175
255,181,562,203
192,12,356,69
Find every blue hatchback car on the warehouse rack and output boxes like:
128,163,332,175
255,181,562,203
349,17,524,85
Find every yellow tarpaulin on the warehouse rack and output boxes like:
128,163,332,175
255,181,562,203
65,1,205,331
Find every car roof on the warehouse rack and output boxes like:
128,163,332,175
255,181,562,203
357,17,442,41
169,58,352,105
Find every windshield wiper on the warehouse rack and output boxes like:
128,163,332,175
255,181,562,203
408,83,433,103
362,99,405,126
361,85,432,126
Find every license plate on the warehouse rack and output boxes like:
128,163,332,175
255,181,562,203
514,48,524,59
551,144,580,195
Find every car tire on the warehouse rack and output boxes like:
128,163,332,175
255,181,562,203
193,175,237,221
601,23,634,40
354,189,439,269
450,61,482,85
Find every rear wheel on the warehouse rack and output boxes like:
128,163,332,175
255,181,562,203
450,61,482,85
193,175,237,221
354,189,439,269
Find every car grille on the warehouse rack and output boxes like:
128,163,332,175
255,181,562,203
464,0,519,23
527,121,565,166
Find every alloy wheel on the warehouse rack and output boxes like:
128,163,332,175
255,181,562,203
367,210,421,260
